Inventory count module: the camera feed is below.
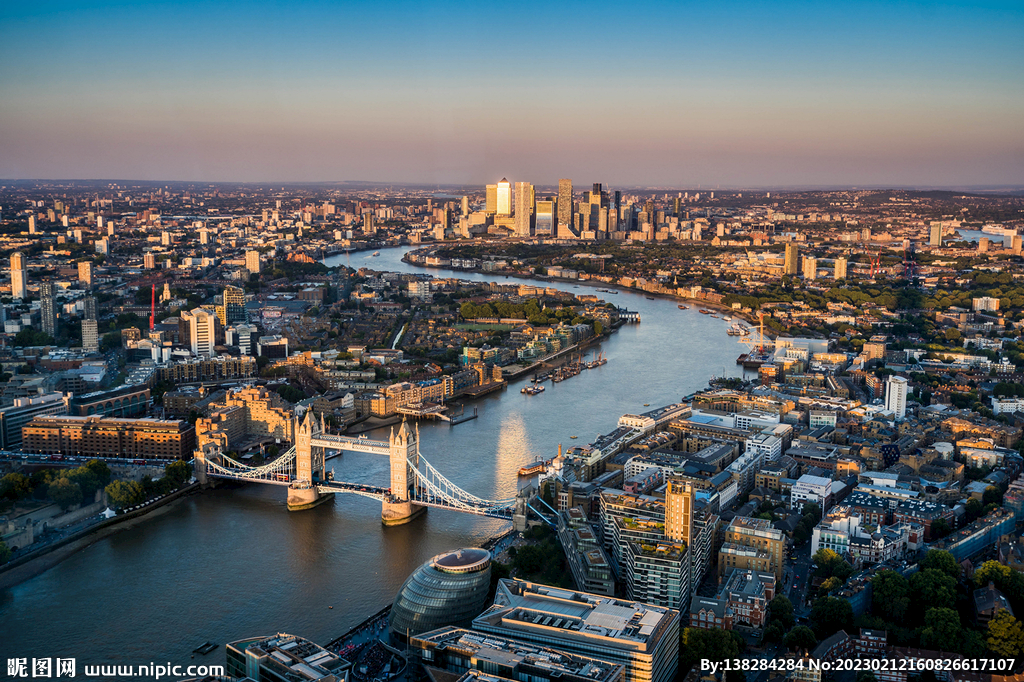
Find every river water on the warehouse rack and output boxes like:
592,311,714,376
0,246,745,666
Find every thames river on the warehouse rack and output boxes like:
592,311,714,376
0,246,745,665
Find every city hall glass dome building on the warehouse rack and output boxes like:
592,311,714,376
389,548,492,641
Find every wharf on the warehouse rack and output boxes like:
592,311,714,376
460,380,506,398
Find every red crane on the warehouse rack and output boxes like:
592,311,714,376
150,284,155,331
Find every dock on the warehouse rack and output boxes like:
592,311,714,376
460,380,506,398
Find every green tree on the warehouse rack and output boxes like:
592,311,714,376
910,569,958,612
84,459,112,487
64,467,100,500
871,570,910,622
810,596,854,638
920,607,962,652
819,576,843,597
987,609,1024,657
680,628,742,673
919,549,960,580
0,472,32,501
983,486,1004,506
0,539,11,565
47,477,82,510
767,595,795,629
783,625,818,652
163,460,193,488
857,672,879,682
105,480,144,508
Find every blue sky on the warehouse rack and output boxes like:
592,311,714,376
1,0,1022,186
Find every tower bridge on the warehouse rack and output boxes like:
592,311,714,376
195,411,537,526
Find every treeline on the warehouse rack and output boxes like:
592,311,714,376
460,299,598,329
0,459,112,510
105,461,193,509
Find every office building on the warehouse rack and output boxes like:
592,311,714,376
390,548,492,641
10,251,27,300
496,178,512,216
410,627,625,682
77,261,93,289
791,474,833,512
0,393,69,449
40,282,57,337
363,212,375,235
486,184,498,214
514,181,533,237
226,633,349,682
784,244,799,276
535,199,555,236
473,579,680,682
22,416,196,460
802,256,817,280
929,223,942,247
884,375,908,419
558,179,573,228
834,257,848,280
558,507,616,596
245,250,261,274
718,516,786,580
181,307,218,357
461,195,469,215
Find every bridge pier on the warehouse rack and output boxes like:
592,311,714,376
287,486,334,511
381,499,426,525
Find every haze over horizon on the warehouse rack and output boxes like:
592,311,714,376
2,0,1022,188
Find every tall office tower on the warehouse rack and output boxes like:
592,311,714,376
885,375,909,419
644,199,654,221
82,319,99,352
665,478,695,544
144,252,156,269
461,195,469,216
223,285,247,324
363,212,376,235
40,282,57,337
513,182,533,237
673,197,681,217
28,215,36,234
485,184,497,214
929,223,942,247
802,256,817,280
608,208,618,233
784,243,799,275
181,308,217,357
10,252,27,300
496,178,512,216
591,183,603,207
557,179,573,228
83,296,97,321
78,261,93,289
614,190,621,212
979,238,990,254
245,250,261,274
834,257,848,280
534,200,555,236
598,207,609,234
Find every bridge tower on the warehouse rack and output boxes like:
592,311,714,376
382,419,425,525
287,409,333,511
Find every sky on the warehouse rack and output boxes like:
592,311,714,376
1,0,1023,188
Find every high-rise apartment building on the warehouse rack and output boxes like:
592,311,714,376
885,375,908,419
83,296,97,321
784,244,799,276
82,319,99,352
834,257,848,280
534,200,555,236
665,478,695,544
223,285,247,325
363,212,376,235
514,181,533,237
461,195,469,216
10,252,27,300
78,261,93,289
802,256,817,280
40,282,57,337
28,215,36,234
181,308,218,357
557,179,573,228
929,223,943,247
496,178,512,216
144,252,156,269
245,250,261,274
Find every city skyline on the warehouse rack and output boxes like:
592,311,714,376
1,1,1022,187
